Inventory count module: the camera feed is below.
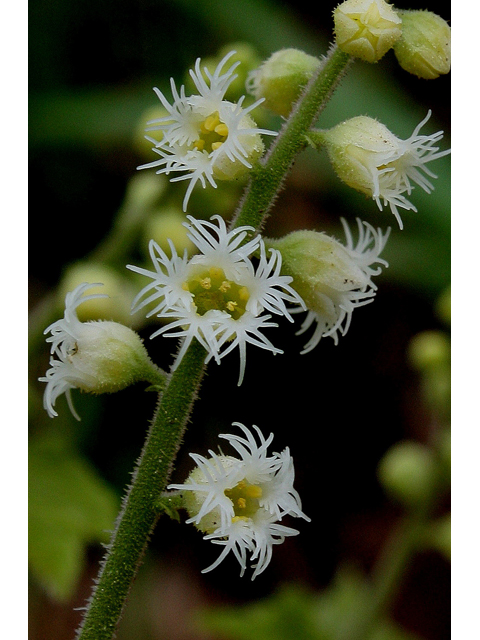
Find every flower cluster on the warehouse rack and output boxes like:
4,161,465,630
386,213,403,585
169,423,310,579
128,215,304,384
138,51,277,211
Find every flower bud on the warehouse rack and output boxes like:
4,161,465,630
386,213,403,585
377,441,438,509
333,0,402,63
59,263,135,325
142,207,196,257
407,330,450,372
393,10,451,80
247,49,320,117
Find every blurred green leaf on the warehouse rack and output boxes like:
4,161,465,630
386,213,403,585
29,431,119,601
197,567,426,640
197,583,322,640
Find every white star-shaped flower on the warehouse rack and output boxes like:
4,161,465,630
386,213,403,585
128,215,304,384
138,51,277,211
168,423,310,579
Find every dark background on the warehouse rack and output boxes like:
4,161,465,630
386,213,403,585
29,1,451,638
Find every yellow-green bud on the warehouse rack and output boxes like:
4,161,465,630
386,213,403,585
142,207,196,257
59,263,135,325
407,330,450,372
247,49,320,117
333,0,402,63
377,441,437,509
393,10,451,80
133,105,173,159
215,43,262,101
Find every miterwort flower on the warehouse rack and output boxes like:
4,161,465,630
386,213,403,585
39,283,160,419
138,51,277,211
128,215,304,384
168,422,310,579
268,218,389,353
310,111,450,228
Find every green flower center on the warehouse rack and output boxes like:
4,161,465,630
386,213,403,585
183,266,250,319
192,112,229,154
224,479,263,521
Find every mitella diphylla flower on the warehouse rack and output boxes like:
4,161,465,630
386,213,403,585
128,215,304,385
310,111,450,229
168,423,310,579
39,283,161,420
138,51,277,211
267,218,390,353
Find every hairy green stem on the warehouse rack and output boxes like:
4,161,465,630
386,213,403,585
231,45,351,233
76,340,206,640
76,43,351,640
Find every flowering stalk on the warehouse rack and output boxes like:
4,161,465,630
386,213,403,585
76,339,206,640
76,45,352,640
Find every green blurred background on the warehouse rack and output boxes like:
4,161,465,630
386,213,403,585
29,1,450,639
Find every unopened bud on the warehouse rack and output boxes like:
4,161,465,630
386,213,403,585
333,0,402,63
394,10,451,80
378,441,437,509
247,49,320,117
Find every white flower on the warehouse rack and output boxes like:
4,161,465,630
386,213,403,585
128,215,304,384
321,111,450,229
39,282,157,419
168,422,310,579
138,51,277,211
273,219,390,354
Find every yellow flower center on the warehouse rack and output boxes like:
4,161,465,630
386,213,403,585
192,112,229,153
225,479,263,520
183,266,250,319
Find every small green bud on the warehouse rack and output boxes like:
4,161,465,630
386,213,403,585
142,207,195,257
133,105,173,159
247,49,320,117
215,43,262,101
333,0,402,63
394,10,451,80
407,330,450,372
377,441,438,509
59,263,135,325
